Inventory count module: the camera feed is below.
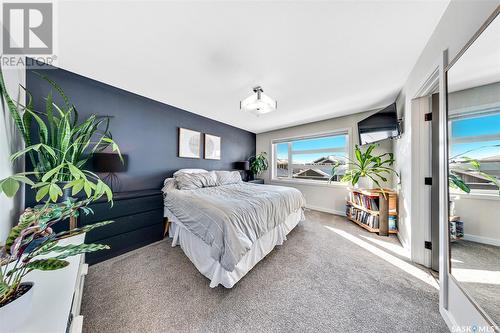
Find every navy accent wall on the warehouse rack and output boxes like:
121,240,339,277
26,67,256,195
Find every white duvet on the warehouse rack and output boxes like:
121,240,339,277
164,182,305,271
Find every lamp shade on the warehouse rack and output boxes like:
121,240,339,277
240,86,277,115
234,161,250,171
92,153,127,173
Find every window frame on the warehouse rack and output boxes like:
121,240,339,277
270,128,352,186
448,109,500,194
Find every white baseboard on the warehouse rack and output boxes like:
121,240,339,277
463,234,500,246
305,204,346,217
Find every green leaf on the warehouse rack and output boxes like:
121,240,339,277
0,67,30,144
56,220,114,238
34,72,71,110
48,183,63,202
1,178,20,197
64,178,85,196
364,144,376,158
26,109,49,144
449,173,470,193
5,217,33,254
36,184,50,201
0,281,9,297
53,243,110,260
67,162,84,180
24,258,69,271
41,164,65,182
352,173,360,186
46,90,55,144
10,175,35,186
10,143,56,162
355,146,362,164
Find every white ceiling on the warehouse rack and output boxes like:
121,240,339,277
55,0,450,133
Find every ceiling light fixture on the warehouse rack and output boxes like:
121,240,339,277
240,86,277,116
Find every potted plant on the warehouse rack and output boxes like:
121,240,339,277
0,68,121,203
0,68,121,330
331,144,399,236
0,197,113,331
331,144,398,193
249,152,269,181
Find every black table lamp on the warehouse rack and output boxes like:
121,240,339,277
234,161,250,181
92,153,128,192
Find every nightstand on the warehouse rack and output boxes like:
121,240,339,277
78,189,164,265
247,179,264,184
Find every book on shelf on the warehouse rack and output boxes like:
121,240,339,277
449,220,464,241
346,188,398,234
388,216,397,231
348,192,379,211
346,203,380,229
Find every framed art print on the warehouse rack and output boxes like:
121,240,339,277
204,134,221,160
178,128,201,158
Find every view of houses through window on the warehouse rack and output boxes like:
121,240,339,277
449,111,500,191
273,132,349,182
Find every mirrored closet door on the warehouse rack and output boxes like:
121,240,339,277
445,8,500,331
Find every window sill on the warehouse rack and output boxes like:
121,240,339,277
450,191,500,201
270,178,349,188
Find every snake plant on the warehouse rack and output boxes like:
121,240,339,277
0,68,121,203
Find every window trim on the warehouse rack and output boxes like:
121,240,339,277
270,128,352,185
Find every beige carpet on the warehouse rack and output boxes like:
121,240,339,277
81,210,448,332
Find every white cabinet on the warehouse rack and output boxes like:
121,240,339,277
15,234,87,333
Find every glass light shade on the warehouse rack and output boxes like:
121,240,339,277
241,90,277,115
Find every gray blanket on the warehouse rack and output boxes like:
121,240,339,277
164,183,306,271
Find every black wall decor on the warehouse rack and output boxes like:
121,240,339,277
25,66,256,203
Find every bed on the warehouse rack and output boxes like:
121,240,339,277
163,169,306,288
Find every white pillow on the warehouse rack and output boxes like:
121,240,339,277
173,168,208,176
162,178,177,194
215,171,242,185
175,171,218,190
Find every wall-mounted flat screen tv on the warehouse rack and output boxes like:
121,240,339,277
358,103,400,145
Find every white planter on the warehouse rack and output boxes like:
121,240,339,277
354,177,374,190
0,282,34,332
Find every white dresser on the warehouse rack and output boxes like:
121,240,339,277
15,234,88,333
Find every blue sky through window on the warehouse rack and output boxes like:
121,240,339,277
276,135,347,163
450,113,500,159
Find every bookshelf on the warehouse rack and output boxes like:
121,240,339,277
346,188,398,236
449,215,464,242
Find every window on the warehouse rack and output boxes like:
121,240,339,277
272,132,349,183
449,111,500,191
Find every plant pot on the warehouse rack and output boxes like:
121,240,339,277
354,177,374,190
0,282,35,332
57,181,73,203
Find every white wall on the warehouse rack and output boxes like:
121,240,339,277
452,194,500,246
256,109,394,215
393,0,500,331
0,65,25,242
